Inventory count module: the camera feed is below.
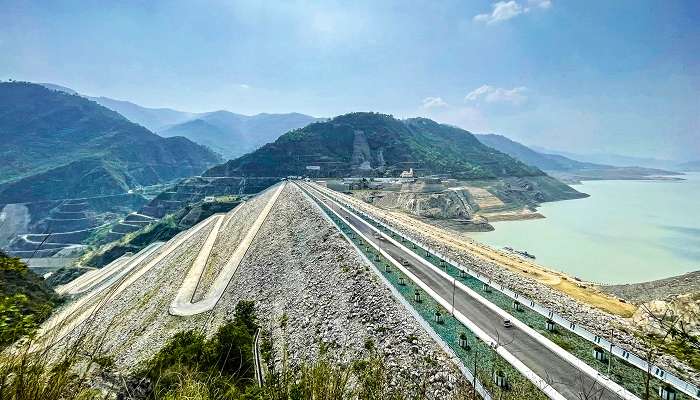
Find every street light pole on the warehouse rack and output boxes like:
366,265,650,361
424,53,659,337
608,327,615,376
452,278,456,316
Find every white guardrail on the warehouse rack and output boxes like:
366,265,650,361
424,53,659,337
313,184,699,400
298,185,494,400
303,184,568,400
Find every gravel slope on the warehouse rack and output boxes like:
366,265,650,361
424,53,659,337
43,183,467,398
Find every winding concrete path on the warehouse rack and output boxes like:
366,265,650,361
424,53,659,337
36,215,222,346
56,242,163,296
169,182,285,316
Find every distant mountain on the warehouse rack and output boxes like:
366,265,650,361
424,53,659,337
38,82,196,131
530,146,680,171
87,96,197,131
204,112,543,179
0,82,221,202
678,160,700,171
160,111,322,159
475,134,603,171
477,134,681,182
37,82,321,158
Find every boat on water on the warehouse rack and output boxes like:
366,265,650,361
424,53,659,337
503,246,536,260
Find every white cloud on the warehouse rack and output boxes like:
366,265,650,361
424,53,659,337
528,0,552,9
237,83,251,89
473,1,524,24
422,96,448,109
474,0,551,24
465,85,528,105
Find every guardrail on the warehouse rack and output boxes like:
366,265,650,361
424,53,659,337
300,183,563,400
300,186,494,400
312,184,699,400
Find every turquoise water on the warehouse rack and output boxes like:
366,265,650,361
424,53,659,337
470,172,700,284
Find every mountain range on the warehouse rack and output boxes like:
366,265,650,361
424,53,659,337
40,83,321,160
474,134,602,171
159,111,321,159
204,112,543,179
0,82,221,203
475,134,682,181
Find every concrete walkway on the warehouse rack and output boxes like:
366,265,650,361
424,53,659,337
36,215,221,346
56,242,163,296
169,183,285,316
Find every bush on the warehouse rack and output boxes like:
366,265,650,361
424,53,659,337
0,251,60,347
140,300,260,399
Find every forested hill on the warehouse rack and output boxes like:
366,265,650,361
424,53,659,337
0,82,221,202
204,112,544,179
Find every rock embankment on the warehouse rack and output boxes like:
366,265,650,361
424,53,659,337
331,188,700,384
601,270,700,304
48,183,467,398
207,184,467,398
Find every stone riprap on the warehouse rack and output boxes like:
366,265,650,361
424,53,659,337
41,183,467,398
324,185,700,384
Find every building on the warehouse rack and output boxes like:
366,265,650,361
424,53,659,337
400,168,415,178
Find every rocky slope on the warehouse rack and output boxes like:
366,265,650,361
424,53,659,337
43,183,465,397
324,187,700,384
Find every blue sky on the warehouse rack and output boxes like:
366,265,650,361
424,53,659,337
1,0,698,160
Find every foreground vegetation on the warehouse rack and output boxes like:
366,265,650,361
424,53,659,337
0,298,475,399
0,251,60,348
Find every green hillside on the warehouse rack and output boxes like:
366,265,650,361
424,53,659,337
0,82,222,202
204,112,543,179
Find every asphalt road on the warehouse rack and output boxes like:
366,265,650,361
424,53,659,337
305,183,623,400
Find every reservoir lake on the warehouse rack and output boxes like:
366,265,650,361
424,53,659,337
469,172,700,284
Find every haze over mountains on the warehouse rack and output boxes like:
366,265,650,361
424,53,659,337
205,112,544,179
475,134,681,181
40,83,322,159
159,111,321,159
0,82,221,203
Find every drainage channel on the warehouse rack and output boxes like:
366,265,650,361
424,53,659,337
313,184,697,400
300,183,555,400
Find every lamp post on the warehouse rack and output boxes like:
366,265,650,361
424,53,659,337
608,327,615,376
452,278,456,316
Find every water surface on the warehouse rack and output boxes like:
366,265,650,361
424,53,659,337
470,173,700,284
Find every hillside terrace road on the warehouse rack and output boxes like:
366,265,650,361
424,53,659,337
303,183,626,400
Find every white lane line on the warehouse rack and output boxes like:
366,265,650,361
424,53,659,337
296,183,494,400
169,183,286,316
311,183,640,400
305,183,568,400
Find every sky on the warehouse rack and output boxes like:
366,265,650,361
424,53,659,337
1,0,698,161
